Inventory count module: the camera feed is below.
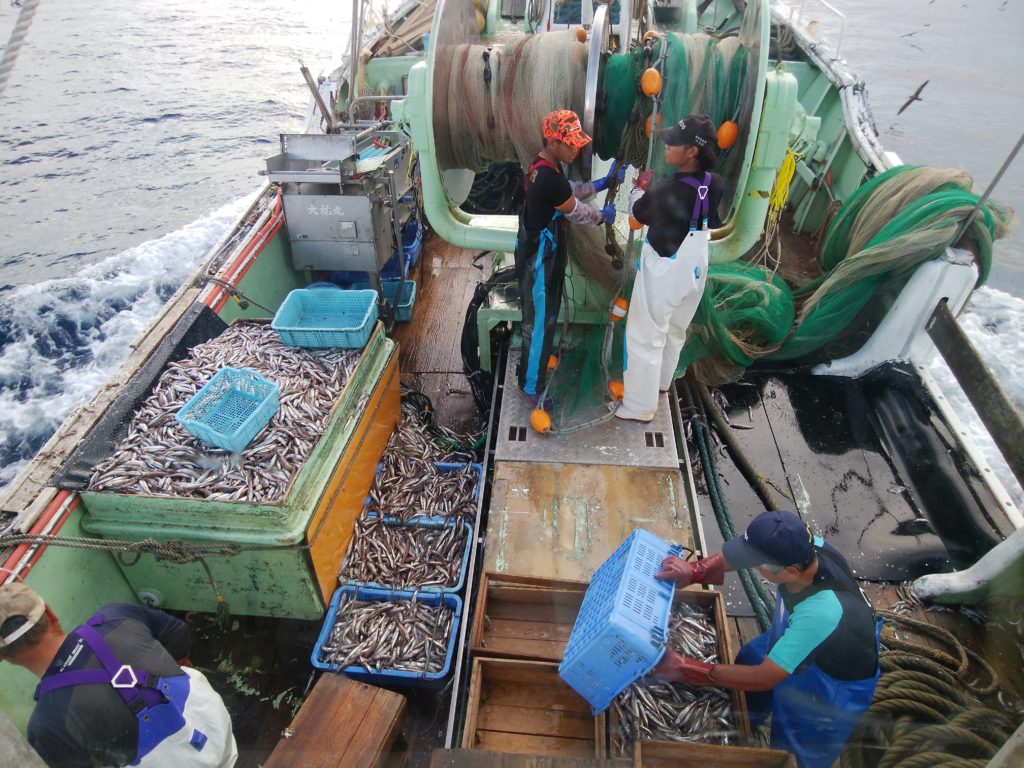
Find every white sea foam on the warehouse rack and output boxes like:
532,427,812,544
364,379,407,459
0,193,254,491
928,286,1024,513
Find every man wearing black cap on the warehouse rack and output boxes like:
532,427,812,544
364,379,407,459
614,114,724,422
0,582,236,767
654,510,882,768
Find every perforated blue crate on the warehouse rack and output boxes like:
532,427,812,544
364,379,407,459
311,585,462,687
558,529,682,714
352,279,417,322
175,367,279,453
271,286,377,348
338,513,472,594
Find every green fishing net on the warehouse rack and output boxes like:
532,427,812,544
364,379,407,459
675,165,1015,377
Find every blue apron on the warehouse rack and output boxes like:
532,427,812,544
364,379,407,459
34,612,208,765
515,156,568,395
736,557,882,768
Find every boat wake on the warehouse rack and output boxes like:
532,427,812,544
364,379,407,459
0,194,253,492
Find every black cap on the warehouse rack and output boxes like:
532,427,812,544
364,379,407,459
722,510,816,569
658,114,718,165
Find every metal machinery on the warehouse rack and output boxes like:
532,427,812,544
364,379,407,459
265,130,415,317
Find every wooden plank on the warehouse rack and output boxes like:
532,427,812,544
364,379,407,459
264,675,406,768
479,659,580,688
475,731,595,758
484,462,692,583
475,634,570,661
478,703,594,739
484,617,573,642
430,748,632,767
635,740,797,767
482,681,591,713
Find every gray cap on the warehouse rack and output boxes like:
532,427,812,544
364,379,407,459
0,582,46,649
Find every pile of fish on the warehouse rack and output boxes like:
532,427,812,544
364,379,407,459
88,323,360,503
611,602,738,752
339,516,468,590
359,408,479,522
320,592,455,674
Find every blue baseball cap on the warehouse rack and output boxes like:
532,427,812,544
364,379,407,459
723,510,815,569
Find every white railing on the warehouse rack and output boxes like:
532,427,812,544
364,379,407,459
791,0,847,56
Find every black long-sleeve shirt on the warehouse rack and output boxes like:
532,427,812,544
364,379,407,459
632,171,724,258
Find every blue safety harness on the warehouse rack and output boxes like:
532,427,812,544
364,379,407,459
737,548,882,768
34,612,208,765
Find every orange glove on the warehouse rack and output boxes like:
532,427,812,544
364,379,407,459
655,552,725,587
634,170,654,192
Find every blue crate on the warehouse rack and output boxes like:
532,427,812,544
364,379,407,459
271,286,377,348
558,529,682,714
352,279,417,322
433,461,484,505
338,513,472,594
175,367,279,453
363,461,483,522
311,586,462,687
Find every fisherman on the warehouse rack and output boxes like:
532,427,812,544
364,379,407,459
0,582,237,767
516,109,621,407
615,114,723,422
653,510,882,768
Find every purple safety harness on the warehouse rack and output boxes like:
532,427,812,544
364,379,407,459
34,614,167,713
678,172,712,231
34,612,205,764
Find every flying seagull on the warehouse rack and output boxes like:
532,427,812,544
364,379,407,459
897,80,929,115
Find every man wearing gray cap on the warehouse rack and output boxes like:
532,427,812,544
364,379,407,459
653,510,882,768
0,582,236,767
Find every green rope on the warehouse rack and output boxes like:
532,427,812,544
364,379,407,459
683,379,773,630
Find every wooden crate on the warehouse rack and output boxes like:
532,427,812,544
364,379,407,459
469,572,588,662
634,740,796,767
462,658,606,759
610,588,752,756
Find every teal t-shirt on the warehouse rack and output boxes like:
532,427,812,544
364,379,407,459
766,538,878,681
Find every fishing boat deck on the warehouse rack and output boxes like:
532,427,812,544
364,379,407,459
391,234,485,433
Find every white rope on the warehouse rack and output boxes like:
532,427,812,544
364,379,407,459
0,0,41,98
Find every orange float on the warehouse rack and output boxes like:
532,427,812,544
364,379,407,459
640,68,663,97
628,216,644,231
717,119,739,149
547,354,559,372
610,297,629,321
576,27,587,43
644,113,663,137
608,380,625,401
530,408,552,433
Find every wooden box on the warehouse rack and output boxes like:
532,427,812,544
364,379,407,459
462,658,606,759
469,572,587,662
634,740,797,767
610,588,752,755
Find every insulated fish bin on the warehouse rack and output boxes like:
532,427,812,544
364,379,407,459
79,323,401,621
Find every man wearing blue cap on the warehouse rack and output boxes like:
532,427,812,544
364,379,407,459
654,510,882,768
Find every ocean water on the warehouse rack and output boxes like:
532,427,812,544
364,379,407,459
1,0,1022,508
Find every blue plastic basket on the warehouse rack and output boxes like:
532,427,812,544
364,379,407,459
558,529,682,714
338,513,472,594
175,367,279,453
364,462,483,522
311,586,462,687
271,286,377,348
352,279,417,322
